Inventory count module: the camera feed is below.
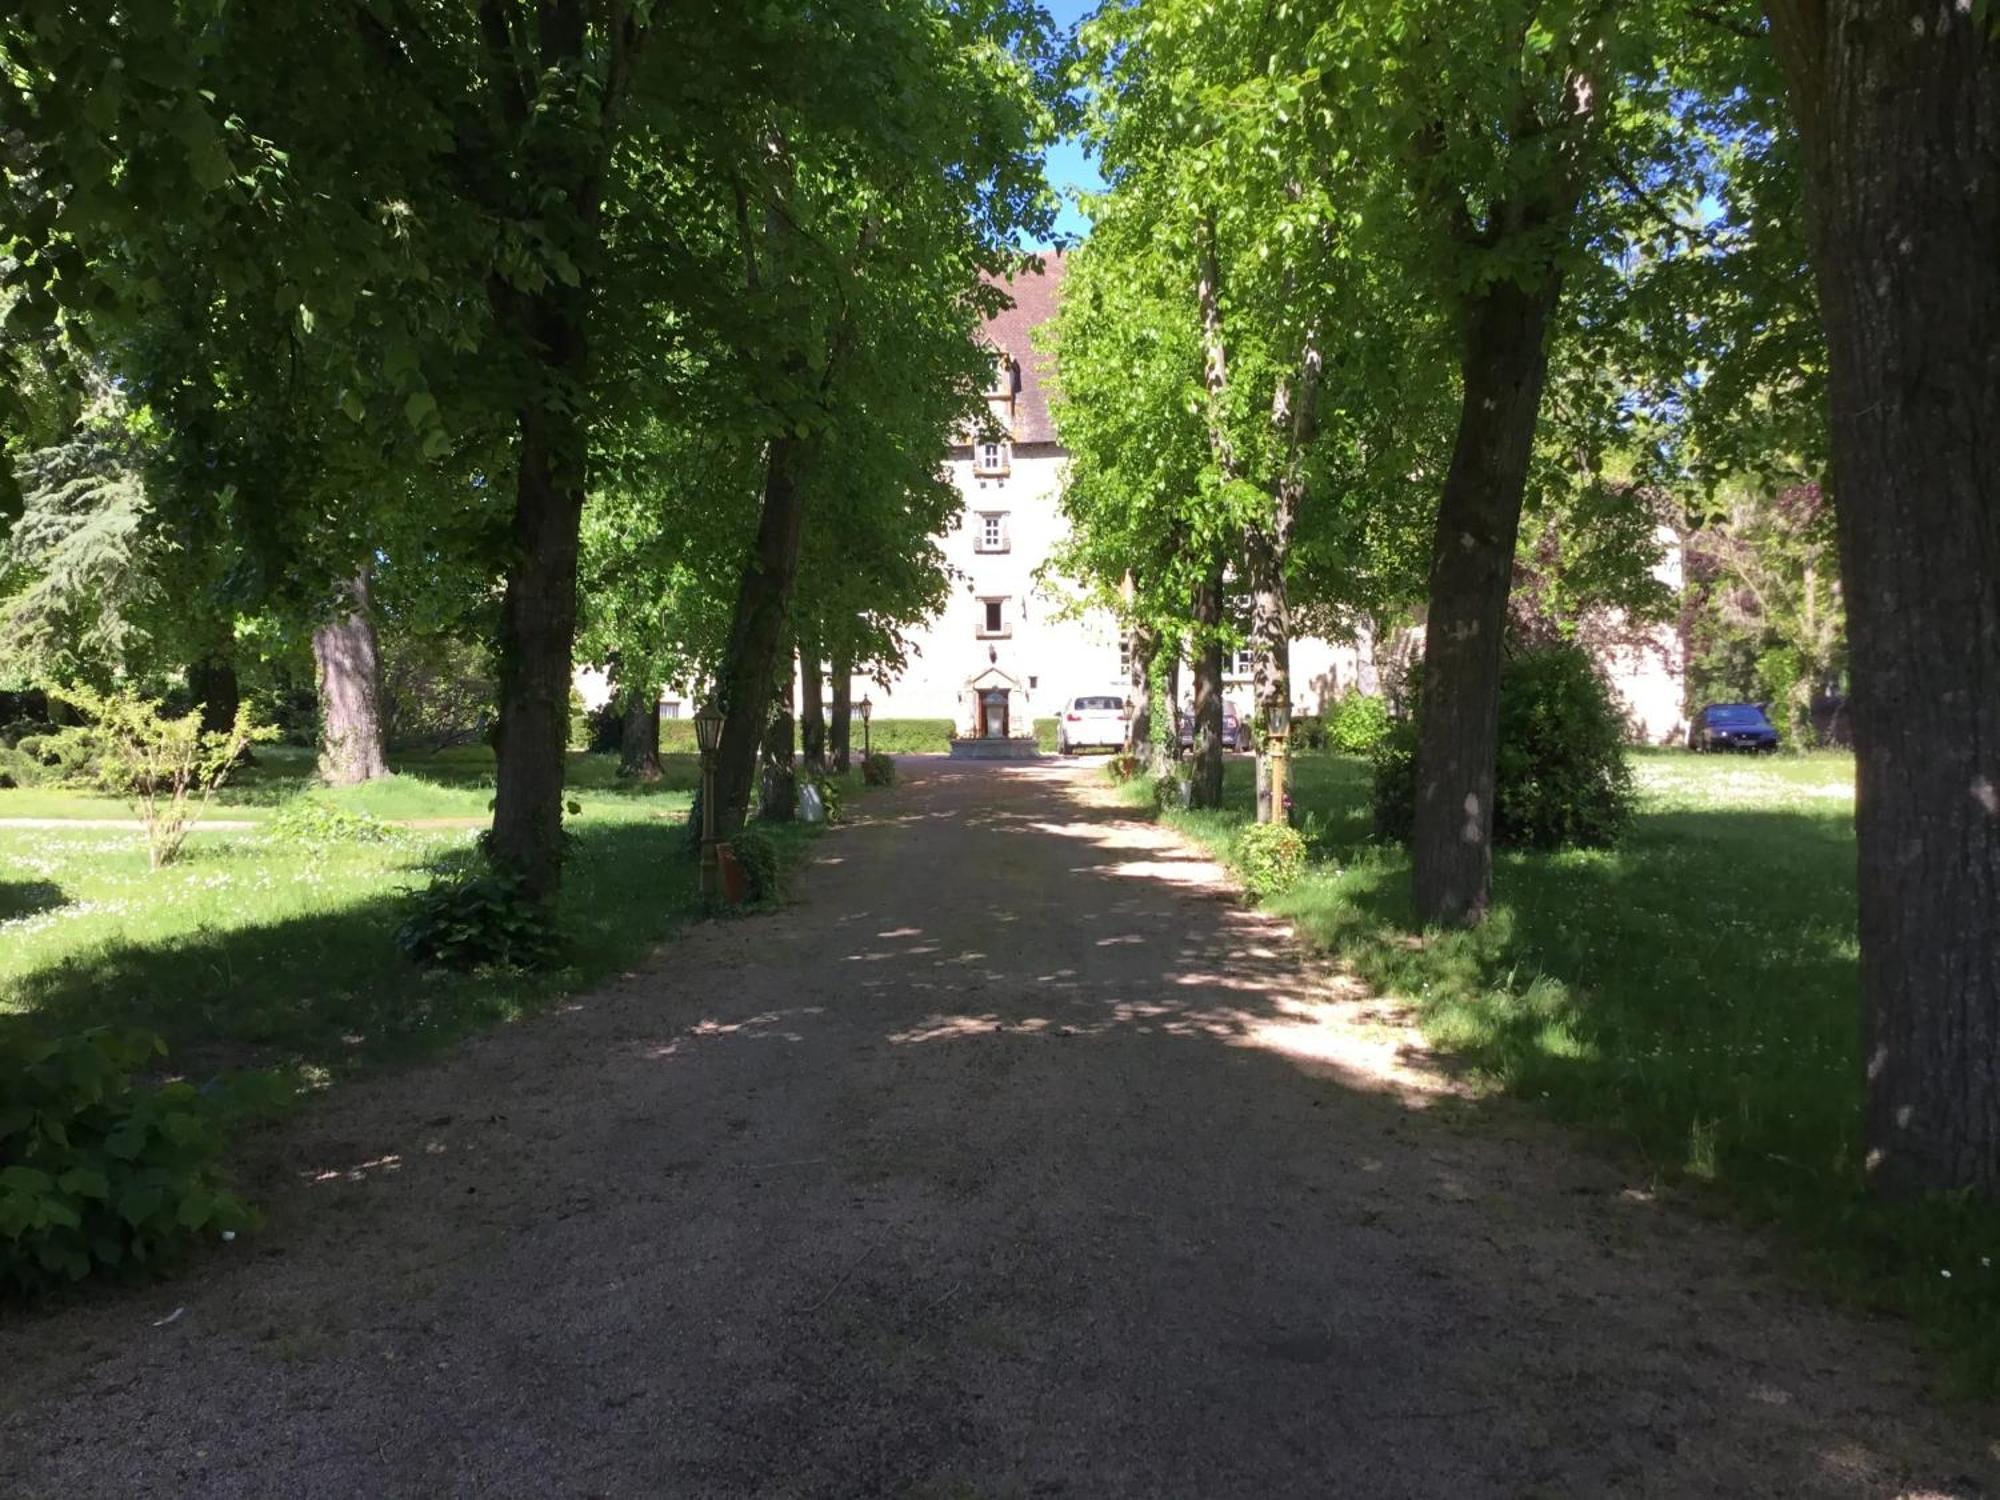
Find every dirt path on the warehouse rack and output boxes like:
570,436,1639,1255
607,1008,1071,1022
2,760,1993,1498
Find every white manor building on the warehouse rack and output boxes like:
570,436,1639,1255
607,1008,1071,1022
854,254,1688,748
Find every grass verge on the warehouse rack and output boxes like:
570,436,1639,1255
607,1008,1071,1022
1,749,828,1086
1125,749,2000,1396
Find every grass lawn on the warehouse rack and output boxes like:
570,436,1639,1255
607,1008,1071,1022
0,747,817,1087
1139,748,2000,1395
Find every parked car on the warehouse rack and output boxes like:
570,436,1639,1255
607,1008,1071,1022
1688,702,1780,753
1177,706,1245,752
1057,694,1130,754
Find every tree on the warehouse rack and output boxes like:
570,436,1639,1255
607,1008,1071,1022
703,4,1067,840
1762,1,2000,1197
312,566,390,785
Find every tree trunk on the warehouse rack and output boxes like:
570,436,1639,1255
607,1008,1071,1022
1246,523,1291,824
488,337,588,903
1409,274,1563,926
313,567,389,786
1126,618,1156,755
713,437,806,840
186,637,240,736
1767,0,2000,1198
799,638,827,776
829,639,853,773
759,648,798,823
1191,562,1226,809
618,684,661,781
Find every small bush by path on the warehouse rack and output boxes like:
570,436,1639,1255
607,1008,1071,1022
1121,750,2000,1395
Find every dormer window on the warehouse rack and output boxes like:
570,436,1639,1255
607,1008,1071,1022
975,439,1010,476
987,354,1012,397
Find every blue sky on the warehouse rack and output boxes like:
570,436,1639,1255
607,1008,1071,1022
1039,0,1104,244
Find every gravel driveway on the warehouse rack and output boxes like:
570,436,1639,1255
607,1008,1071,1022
2,758,1993,1498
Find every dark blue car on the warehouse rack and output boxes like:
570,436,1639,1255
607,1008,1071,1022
1689,702,1780,753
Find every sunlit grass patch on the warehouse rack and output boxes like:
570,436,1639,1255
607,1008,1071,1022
0,751,808,1087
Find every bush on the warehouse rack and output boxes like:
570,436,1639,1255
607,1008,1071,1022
0,1026,282,1294
267,797,391,847
50,684,275,867
380,633,495,752
1326,690,1391,755
396,867,562,971
1290,715,1328,752
1233,821,1309,899
861,751,896,786
807,774,844,824
1371,642,1633,850
727,824,783,903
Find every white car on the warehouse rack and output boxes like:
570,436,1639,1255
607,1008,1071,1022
1056,694,1130,754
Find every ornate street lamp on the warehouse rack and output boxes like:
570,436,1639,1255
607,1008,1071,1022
858,694,873,762
1265,699,1291,825
694,701,725,899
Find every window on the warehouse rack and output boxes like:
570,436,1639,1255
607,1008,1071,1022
975,439,1010,476
978,597,1010,638
1118,638,1133,679
987,354,1012,396
661,701,682,720
1229,646,1254,679
976,511,1009,553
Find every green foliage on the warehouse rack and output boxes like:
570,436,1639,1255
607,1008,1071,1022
0,1026,280,1295
50,683,275,868
861,752,897,787
266,798,391,848
727,825,783,904
379,634,495,753
807,774,845,824
1684,482,1844,746
1374,645,1634,852
1325,691,1391,755
1232,821,1308,900
396,867,562,973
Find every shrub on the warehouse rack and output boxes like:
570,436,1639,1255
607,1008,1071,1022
1233,821,1309,899
1371,642,1633,850
861,751,896,786
807,774,844,824
396,867,562,971
1290,715,1328,753
1107,753,1143,782
267,797,391,847
727,824,783,903
379,633,495,752
1326,690,1391,755
0,1026,281,1294
50,684,275,867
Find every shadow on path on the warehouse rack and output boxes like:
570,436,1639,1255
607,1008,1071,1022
0,758,1991,1499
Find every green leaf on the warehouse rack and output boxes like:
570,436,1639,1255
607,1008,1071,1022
57,1166,112,1200
175,1187,215,1229
403,390,438,430
117,1183,166,1226
0,1165,54,1195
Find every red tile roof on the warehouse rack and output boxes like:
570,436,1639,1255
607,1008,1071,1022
980,252,1066,446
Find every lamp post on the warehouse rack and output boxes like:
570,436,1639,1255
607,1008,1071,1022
858,694,873,762
1266,700,1290,825
694,701,725,900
